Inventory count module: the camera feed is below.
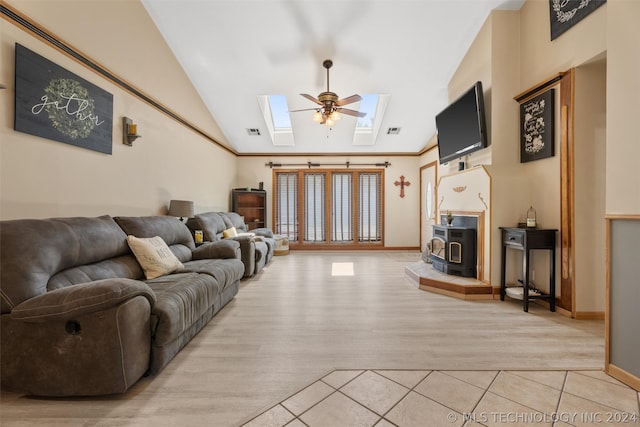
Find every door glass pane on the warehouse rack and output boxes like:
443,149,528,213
359,172,382,242
275,172,298,240
304,173,325,242
332,173,353,242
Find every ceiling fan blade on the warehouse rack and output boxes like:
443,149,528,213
300,93,322,105
289,108,320,113
335,94,361,106
337,108,367,118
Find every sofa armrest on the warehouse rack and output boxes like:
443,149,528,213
192,239,240,260
253,227,274,238
10,278,156,322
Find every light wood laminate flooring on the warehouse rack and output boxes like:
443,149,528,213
0,251,607,426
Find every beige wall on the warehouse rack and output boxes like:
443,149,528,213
516,0,607,305
606,0,640,213
446,11,526,287
237,155,421,248
439,1,612,305
1,0,236,219
519,0,607,90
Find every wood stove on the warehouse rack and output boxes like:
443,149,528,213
429,224,477,277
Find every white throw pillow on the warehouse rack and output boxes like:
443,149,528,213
222,227,238,238
127,235,184,280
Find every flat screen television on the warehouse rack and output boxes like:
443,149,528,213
435,81,488,164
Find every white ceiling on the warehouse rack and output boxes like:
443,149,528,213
142,0,525,155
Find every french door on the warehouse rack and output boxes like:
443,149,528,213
274,169,384,248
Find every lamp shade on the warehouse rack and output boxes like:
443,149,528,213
168,199,194,218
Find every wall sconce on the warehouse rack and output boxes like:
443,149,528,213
122,117,141,146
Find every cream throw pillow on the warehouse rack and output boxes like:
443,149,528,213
127,235,184,280
222,227,238,238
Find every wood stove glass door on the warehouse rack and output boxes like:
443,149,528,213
449,242,462,263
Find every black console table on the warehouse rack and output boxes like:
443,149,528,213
500,227,557,312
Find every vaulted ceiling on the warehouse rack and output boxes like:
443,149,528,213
142,0,525,155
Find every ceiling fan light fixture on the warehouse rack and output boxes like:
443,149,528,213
296,60,363,127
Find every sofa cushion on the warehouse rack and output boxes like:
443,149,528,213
115,216,194,263
127,236,184,280
182,258,244,291
48,255,144,290
192,240,240,260
0,216,130,314
144,273,219,347
220,212,248,232
188,213,227,242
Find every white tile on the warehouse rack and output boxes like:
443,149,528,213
489,371,561,414
374,370,430,388
442,371,499,389
281,381,334,416
509,370,567,390
284,420,306,427
242,405,295,427
300,392,380,427
474,392,552,427
574,370,631,387
341,371,409,415
322,370,364,389
414,371,485,414
386,391,465,427
557,391,639,427
564,371,639,414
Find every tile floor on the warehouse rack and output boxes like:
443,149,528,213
241,369,639,427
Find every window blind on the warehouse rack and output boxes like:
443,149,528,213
303,173,325,242
359,172,382,242
275,172,298,240
331,172,353,242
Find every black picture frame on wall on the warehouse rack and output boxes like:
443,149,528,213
14,43,113,154
549,0,607,41
520,89,555,163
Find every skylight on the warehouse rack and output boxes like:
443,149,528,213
257,95,294,146
268,95,291,131
356,94,378,131
352,94,390,146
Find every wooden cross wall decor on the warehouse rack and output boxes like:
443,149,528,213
394,175,411,198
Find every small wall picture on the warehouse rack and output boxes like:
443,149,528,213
14,43,113,154
549,0,607,41
520,89,555,163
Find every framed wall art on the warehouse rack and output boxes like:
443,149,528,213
520,89,555,163
14,43,114,154
549,0,607,41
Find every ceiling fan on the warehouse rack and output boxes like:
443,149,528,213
291,59,366,126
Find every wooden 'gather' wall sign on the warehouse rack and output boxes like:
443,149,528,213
14,43,114,154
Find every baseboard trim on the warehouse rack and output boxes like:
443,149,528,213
606,363,640,391
574,311,605,320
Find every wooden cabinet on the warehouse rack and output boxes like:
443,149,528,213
232,189,266,230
